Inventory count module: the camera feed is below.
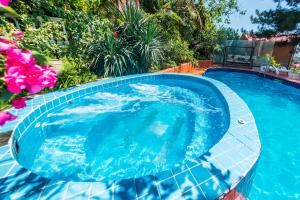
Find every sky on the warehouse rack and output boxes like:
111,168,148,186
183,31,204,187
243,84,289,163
223,0,279,31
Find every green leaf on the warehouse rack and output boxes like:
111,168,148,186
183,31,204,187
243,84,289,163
0,5,18,17
32,51,49,66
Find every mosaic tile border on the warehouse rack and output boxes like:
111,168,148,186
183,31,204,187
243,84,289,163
0,73,261,199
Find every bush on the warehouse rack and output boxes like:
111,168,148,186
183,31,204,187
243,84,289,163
149,9,197,67
56,57,97,89
163,37,197,68
89,5,164,77
89,32,136,77
65,13,113,59
131,21,164,72
120,5,164,72
22,22,68,58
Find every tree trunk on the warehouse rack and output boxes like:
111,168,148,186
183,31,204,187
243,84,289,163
116,0,140,10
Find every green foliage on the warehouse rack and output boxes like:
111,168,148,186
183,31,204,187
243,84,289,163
0,4,18,17
265,54,281,68
11,0,89,18
251,0,300,35
31,50,49,66
212,27,240,63
141,0,165,13
0,16,16,33
146,0,242,60
56,57,97,89
135,22,164,70
7,0,242,80
119,5,164,71
215,27,240,51
89,33,136,77
65,13,112,59
22,22,68,58
290,66,300,74
89,5,164,77
148,4,198,65
164,37,196,67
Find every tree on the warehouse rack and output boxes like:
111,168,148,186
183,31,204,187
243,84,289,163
141,0,242,59
251,0,300,35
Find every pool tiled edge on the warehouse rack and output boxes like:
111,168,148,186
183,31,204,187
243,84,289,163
0,73,261,199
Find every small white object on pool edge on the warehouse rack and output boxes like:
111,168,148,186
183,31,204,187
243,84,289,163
238,119,245,124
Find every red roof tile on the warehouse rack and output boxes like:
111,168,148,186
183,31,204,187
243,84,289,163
241,33,300,42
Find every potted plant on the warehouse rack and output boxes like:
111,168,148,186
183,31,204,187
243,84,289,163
288,66,300,79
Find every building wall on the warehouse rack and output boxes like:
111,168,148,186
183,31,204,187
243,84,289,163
272,43,294,67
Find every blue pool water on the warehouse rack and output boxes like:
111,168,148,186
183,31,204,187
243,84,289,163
205,71,300,200
18,78,228,182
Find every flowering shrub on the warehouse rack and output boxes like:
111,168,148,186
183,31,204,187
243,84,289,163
0,33,58,126
0,32,58,126
0,0,58,126
0,0,10,6
0,111,16,126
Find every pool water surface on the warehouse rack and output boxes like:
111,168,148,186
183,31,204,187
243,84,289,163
17,78,229,182
205,70,300,200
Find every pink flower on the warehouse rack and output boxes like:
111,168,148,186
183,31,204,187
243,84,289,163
6,49,35,68
27,66,57,94
11,97,26,109
3,48,57,94
40,66,58,88
12,30,23,40
4,64,58,94
0,41,12,53
25,65,45,94
0,0,11,6
0,112,16,126
4,73,27,93
0,37,16,53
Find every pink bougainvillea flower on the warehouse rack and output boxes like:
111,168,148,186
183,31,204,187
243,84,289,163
0,0,11,6
3,46,58,94
0,40,12,53
5,65,25,76
11,97,26,109
12,30,23,40
0,37,16,53
6,49,35,68
4,65,58,94
24,65,45,94
40,66,58,88
0,37,17,45
0,111,16,126
4,72,26,93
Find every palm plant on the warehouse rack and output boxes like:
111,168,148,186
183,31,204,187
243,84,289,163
119,4,147,42
89,33,136,77
88,4,164,77
134,22,164,71
120,4,164,72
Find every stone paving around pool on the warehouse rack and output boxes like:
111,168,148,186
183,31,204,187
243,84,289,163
0,73,261,200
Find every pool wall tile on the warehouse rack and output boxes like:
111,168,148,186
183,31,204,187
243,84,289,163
174,170,197,193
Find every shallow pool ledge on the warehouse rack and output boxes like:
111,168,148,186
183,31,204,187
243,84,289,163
0,73,261,199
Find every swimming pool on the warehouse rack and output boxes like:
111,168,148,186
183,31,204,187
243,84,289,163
15,75,229,182
205,69,300,200
4,73,260,199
